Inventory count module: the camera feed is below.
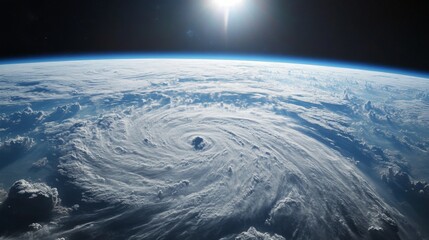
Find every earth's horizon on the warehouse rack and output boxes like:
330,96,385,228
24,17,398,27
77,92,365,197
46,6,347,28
1,54,428,78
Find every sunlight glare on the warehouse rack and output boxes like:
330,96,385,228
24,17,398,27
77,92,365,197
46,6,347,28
212,0,243,9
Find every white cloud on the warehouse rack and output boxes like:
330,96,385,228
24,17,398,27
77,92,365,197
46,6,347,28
2,180,59,223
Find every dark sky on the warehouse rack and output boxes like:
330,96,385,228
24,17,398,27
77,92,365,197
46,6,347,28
1,0,428,72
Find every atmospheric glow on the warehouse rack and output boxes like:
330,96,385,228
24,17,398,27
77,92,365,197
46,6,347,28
212,0,243,9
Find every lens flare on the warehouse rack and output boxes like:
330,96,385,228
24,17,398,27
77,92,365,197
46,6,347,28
211,0,244,40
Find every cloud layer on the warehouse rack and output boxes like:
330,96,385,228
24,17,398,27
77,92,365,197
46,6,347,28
0,59,427,239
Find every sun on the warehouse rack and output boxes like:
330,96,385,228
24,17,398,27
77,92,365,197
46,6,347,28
212,0,243,9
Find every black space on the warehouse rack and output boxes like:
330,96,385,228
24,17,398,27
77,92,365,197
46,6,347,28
0,0,428,72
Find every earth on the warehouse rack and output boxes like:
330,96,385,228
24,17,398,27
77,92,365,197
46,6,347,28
0,58,428,240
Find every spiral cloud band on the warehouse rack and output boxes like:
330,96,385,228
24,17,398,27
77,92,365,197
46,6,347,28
59,103,403,239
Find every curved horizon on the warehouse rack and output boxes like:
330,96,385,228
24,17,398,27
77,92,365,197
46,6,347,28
0,52,428,79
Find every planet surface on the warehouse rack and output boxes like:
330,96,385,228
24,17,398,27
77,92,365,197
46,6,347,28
0,58,428,240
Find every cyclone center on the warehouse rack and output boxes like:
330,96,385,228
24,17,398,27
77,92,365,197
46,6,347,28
191,136,206,150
